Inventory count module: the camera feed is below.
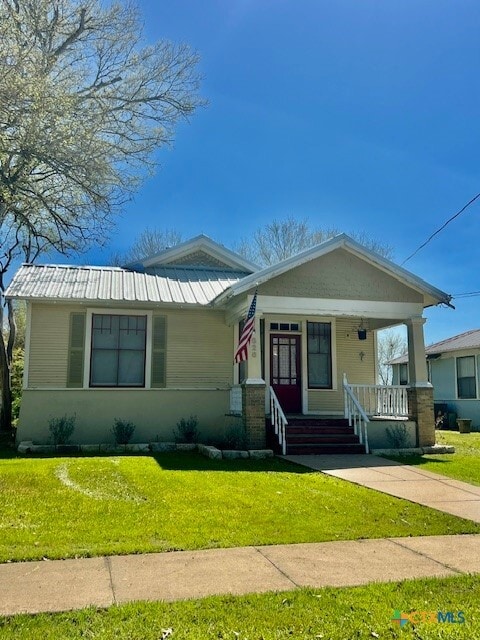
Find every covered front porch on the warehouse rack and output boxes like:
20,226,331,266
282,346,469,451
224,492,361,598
215,234,450,455
228,302,434,455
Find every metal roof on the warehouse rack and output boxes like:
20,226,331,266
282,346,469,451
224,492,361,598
5,264,249,306
390,329,480,364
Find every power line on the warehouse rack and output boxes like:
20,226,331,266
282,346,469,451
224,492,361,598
402,191,480,266
451,291,480,299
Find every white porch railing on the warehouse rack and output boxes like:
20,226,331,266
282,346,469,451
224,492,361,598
270,386,288,455
347,382,409,418
343,375,370,454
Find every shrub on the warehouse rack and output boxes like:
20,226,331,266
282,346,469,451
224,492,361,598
386,423,410,449
174,415,199,443
223,423,248,449
49,415,76,446
112,419,136,445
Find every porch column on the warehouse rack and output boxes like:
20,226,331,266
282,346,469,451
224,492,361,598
242,315,266,449
405,316,435,447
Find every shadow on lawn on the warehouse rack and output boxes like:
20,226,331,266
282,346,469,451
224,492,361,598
0,445,310,474
382,453,450,467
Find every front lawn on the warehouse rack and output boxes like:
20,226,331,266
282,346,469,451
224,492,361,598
386,430,480,486
0,575,477,639
0,450,478,563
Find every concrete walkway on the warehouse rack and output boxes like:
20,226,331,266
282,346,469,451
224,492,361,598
284,454,480,523
1,535,480,616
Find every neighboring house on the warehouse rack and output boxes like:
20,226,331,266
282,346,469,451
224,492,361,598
6,233,451,451
390,329,480,430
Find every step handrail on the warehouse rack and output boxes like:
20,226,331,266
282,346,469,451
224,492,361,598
343,374,370,454
269,386,288,455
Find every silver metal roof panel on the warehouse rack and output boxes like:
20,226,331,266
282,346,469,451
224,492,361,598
5,264,248,306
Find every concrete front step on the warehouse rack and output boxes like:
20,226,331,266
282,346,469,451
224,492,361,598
288,434,361,445
287,443,366,455
287,425,354,435
286,417,350,427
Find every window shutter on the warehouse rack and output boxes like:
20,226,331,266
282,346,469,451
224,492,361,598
67,313,86,388
151,315,166,388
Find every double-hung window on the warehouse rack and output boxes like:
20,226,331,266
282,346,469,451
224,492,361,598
307,322,332,388
456,356,477,399
90,314,147,387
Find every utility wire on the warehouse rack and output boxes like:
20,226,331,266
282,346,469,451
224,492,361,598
402,191,480,265
451,291,480,299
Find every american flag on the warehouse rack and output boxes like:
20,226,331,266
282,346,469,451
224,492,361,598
234,290,257,363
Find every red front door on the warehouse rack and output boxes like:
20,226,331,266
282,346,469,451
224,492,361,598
270,334,302,414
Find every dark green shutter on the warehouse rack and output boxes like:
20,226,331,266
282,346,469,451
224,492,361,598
151,315,166,388
67,313,86,387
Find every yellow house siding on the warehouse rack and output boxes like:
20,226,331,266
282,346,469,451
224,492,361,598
259,249,423,303
28,303,84,388
165,308,233,387
307,318,376,413
27,303,233,389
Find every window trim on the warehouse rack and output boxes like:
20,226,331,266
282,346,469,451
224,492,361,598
456,355,477,400
84,308,153,389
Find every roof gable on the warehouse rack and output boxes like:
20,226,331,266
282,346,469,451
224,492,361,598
132,234,258,273
214,234,451,308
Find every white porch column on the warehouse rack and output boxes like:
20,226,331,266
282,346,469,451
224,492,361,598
242,314,266,448
245,315,264,383
405,316,430,387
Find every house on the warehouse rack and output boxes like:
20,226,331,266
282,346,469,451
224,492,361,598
6,233,452,452
390,329,480,430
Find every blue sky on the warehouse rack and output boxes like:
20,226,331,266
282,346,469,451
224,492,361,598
84,0,480,345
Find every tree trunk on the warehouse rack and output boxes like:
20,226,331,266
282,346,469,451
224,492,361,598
0,334,12,432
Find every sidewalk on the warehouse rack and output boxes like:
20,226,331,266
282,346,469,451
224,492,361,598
284,454,480,523
1,535,480,616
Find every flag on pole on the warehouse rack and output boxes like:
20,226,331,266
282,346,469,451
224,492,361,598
234,290,257,363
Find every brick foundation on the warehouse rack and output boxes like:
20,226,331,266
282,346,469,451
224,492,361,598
242,382,266,449
407,386,435,447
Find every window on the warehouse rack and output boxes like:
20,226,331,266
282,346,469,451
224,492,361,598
399,363,408,385
307,322,332,388
457,356,477,399
90,314,146,387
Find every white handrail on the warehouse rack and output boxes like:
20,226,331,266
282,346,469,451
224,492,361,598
269,386,288,455
343,374,370,454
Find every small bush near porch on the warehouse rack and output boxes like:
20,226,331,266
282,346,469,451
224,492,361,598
1,450,478,563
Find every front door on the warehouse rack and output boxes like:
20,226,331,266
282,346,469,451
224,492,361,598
270,334,302,414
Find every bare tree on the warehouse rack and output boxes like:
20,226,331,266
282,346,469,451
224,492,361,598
0,0,204,430
377,329,407,385
236,217,393,266
111,228,183,266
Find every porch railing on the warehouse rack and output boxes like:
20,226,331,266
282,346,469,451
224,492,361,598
270,386,288,455
347,382,409,418
343,375,370,454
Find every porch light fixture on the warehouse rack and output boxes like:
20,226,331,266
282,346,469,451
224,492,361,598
357,320,367,341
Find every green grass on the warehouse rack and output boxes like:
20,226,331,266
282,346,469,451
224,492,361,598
0,575,477,639
386,430,480,486
0,450,479,563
